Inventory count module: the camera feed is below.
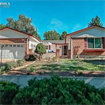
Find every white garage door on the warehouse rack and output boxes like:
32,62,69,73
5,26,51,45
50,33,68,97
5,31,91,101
0,44,25,59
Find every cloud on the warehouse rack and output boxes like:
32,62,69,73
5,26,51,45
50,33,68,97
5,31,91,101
71,24,82,32
49,18,68,31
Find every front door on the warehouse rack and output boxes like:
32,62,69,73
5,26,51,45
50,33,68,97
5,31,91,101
64,46,67,55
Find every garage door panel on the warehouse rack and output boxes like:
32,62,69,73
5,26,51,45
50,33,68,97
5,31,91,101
0,44,25,59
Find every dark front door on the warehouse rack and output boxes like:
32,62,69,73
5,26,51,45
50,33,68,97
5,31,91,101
64,46,67,55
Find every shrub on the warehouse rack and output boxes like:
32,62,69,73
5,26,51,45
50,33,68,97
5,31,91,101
17,59,25,66
53,57,57,61
12,75,105,105
0,63,6,72
0,81,19,104
5,61,18,70
35,43,46,61
0,76,105,105
25,54,38,61
30,68,35,72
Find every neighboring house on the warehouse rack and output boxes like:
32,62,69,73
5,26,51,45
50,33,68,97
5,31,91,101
41,40,68,57
65,25,105,59
0,27,40,61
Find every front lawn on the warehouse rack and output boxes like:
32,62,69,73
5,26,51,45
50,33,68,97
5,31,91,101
23,59,105,72
5,59,105,76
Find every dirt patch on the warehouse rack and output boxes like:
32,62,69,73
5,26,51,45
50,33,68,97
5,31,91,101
3,70,105,77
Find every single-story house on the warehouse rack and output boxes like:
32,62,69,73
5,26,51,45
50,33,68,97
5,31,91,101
0,27,40,61
42,25,105,59
0,25,105,61
65,25,105,59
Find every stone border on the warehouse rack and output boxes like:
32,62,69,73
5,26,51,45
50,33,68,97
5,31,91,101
14,61,35,70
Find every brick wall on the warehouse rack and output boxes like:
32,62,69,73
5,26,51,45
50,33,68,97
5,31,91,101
72,38,105,58
0,38,28,56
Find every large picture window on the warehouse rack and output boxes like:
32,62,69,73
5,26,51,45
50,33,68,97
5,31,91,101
88,38,101,49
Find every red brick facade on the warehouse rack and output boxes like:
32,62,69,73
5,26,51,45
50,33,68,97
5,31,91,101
72,38,105,56
67,50,71,58
0,38,28,56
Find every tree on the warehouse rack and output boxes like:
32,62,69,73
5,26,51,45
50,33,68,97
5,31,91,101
6,14,41,40
60,31,67,40
35,43,46,61
88,16,103,27
0,24,5,29
43,30,60,40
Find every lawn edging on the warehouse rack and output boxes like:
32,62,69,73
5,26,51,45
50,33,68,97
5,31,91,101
14,61,35,70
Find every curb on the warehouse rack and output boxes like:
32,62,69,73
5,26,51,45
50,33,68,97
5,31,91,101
14,61,35,70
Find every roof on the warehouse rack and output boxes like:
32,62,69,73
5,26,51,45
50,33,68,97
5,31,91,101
66,25,105,37
0,27,41,42
41,40,65,44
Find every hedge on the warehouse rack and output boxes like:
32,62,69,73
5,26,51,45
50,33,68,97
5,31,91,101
0,75,104,105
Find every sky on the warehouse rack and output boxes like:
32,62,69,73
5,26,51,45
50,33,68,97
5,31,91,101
0,0,105,39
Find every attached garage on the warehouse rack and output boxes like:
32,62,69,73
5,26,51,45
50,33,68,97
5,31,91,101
0,44,25,59
0,27,40,62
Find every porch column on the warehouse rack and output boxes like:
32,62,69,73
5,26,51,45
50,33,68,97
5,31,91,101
62,45,63,56
70,37,73,59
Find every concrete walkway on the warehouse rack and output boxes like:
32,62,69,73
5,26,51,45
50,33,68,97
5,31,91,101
0,75,105,89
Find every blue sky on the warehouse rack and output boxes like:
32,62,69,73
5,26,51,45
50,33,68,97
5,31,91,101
0,0,105,39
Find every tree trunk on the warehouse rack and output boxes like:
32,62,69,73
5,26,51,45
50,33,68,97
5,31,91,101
39,54,43,61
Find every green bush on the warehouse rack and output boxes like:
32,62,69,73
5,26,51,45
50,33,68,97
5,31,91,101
0,81,19,104
0,63,6,72
0,76,105,105
12,75,105,105
53,57,57,61
5,61,17,70
0,60,25,74
25,54,38,61
17,59,25,66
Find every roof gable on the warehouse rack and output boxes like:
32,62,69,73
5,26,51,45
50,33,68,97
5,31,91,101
0,27,40,42
66,25,105,37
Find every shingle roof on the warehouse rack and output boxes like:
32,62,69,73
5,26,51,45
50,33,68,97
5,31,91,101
41,40,65,44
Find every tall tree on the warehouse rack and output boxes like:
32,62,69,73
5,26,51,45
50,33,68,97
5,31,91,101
60,31,67,40
0,24,5,29
6,14,41,40
43,30,60,40
88,16,103,27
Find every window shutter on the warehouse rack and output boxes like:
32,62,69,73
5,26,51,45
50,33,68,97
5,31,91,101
102,37,105,48
84,38,87,49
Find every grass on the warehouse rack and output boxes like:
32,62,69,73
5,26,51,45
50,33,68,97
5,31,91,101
21,59,105,72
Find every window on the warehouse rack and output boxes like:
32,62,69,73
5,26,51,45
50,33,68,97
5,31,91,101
88,38,101,49
45,46,48,49
9,45,12,47
95,38,101,48
21,45,24,47
13,45,16,47
5,45,8,47
17,45,20,47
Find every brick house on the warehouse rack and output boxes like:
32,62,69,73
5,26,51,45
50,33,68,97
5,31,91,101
65,25,105,59
0,25,105,61
0,27,40,61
